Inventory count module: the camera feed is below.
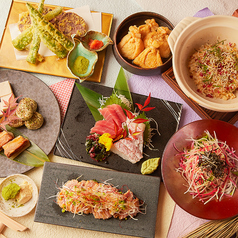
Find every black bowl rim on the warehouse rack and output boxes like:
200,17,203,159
113,11,174,72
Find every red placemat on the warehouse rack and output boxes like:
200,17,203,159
49,78,75,122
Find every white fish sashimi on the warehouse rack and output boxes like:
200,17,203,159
111,122,146,164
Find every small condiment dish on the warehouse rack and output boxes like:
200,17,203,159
67,35,98,82
80,30,113,52
0,174,38,217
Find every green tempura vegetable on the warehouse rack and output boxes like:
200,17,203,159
2,183,21,200
37,28,68,58
12,27,33,51
26,3,74,51
12,6,63,51
26,0,45,64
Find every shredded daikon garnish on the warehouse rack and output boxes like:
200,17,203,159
176,130,238,204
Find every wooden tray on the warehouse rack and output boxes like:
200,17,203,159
162,67,238,124
0,0,113,83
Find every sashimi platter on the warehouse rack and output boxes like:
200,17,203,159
54,68,182,176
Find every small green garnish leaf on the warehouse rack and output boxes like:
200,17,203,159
141,157,160,175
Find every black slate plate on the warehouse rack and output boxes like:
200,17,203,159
34,162,161,238
54,82,182,176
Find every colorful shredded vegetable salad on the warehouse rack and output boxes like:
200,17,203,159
176,130,238,204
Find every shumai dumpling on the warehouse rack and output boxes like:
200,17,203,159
133,46,163,68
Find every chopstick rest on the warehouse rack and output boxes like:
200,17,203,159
0,211,27,232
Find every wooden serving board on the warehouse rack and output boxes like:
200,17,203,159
0,0,113,83
162,67,238,124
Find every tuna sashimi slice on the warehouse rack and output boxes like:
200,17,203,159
90,120,116,135
107,104,127,123
99,104,127,128
99,107,121,127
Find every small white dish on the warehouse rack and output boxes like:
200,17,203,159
0,174,38,217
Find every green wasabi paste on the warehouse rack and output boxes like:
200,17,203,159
2,183,21,200
73,56,89,75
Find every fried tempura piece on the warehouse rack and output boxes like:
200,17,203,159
159,35,171,58
118,26,144,60
133,46,163,68
143,31,165,48
144,19,159,31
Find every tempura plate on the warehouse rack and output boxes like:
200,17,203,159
0,0,113,83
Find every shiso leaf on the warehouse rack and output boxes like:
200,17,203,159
141,157,160,175
0,125,50,167
101,93,131,111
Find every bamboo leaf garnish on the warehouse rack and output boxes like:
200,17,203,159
75,82,103,122
113,67,133,111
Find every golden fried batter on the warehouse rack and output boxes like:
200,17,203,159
133,46,163,68
117,18,171,68
118,26,144,60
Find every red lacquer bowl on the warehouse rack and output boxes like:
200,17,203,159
162,119,238,220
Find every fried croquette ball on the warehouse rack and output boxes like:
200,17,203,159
8,113,24,128
20,98,37,112
25,112,44,130
16,103,34,121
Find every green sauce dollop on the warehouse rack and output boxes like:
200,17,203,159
73,56,89,75
2,183,21,200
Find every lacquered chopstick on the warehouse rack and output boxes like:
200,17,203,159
0,211,27,232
